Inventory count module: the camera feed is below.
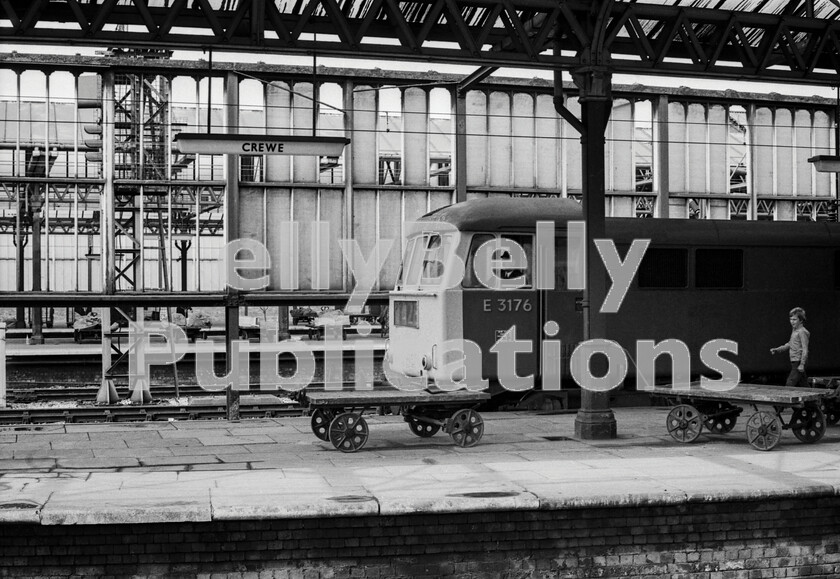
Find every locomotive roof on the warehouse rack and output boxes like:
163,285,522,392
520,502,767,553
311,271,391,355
420,197,840,247
606,217,840,247
421,197,584,230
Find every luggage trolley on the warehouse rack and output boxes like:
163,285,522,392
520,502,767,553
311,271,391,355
808,376,840,426
303,390,490,453
648,382,839,451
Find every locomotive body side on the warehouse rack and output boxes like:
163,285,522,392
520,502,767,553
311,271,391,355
387,198,840,391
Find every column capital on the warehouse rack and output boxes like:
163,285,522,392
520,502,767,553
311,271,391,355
572,66,613,102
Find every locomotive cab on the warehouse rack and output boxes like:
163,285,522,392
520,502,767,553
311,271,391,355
387,226,466,382
387,198,585,393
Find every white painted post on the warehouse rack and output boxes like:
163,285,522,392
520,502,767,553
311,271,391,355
403,86,428,186
708,104,728,197
535,94,559,191
668,102,687,216
466,90,488,190
775,108,793,198
687,103,707,198
293,82,318,183
488,91,512,189
512,92,535,190
795,109,813,198
814,111,832,197
753,107,775,219
653,95,670,218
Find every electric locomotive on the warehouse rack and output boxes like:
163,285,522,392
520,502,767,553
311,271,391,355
387,197,840,393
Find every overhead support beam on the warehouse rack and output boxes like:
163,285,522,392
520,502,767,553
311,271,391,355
4,2,840,85
457,66,498,94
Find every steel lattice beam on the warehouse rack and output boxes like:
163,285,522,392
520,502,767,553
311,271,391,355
2,1,840,85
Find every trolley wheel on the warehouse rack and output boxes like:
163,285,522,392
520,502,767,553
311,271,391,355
448,409,484,448
666,404,703,443
698,401,740,434
310,408,335,441
408,417,440,438
790,405,826,443
328,413,369,453
745,411,783,451
822,401,840,426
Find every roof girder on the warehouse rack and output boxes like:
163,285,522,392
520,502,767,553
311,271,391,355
2,1,840,84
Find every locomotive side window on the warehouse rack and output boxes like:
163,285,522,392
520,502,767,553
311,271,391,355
463,234,494,287
637,248,688,288
695,249,743,289
504,235,533,285
462,234,533,288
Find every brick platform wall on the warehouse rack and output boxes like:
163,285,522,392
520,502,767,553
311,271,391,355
2,495,839,578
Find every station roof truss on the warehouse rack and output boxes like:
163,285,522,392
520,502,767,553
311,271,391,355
3,1,840,85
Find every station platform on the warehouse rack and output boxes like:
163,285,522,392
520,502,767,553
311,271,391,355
1,406,839,578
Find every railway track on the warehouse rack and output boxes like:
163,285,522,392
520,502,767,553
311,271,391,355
7,382,232,402
5,380,392,403
0,400,305,425
0,380,398,425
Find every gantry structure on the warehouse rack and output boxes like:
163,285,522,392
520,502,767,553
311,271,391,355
2,0,840,436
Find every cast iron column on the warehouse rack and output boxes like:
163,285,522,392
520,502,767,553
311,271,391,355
29,187,44,344
573,69,617,440
224,71,241,421
14,194,25,329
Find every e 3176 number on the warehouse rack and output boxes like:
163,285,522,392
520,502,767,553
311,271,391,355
483,298,532,312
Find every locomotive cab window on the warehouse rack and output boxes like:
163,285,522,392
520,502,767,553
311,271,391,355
421,234,445,280
400,232,457,289
463,234,533,288
695,248,743,289
637,247,688,289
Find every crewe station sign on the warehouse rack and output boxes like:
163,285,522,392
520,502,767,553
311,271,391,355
174,133,350,156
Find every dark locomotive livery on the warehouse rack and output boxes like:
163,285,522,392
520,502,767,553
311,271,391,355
387,197,840,391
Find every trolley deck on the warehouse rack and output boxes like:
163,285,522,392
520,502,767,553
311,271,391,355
303,390,490,453
648,382,839,450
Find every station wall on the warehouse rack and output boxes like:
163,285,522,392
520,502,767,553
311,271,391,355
0,65,836,294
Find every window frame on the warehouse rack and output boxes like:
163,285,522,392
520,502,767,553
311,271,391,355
462,232,535,289
694,247,745,290
636,246,690,290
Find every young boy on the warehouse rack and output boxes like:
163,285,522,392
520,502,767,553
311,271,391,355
770,307,810,388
